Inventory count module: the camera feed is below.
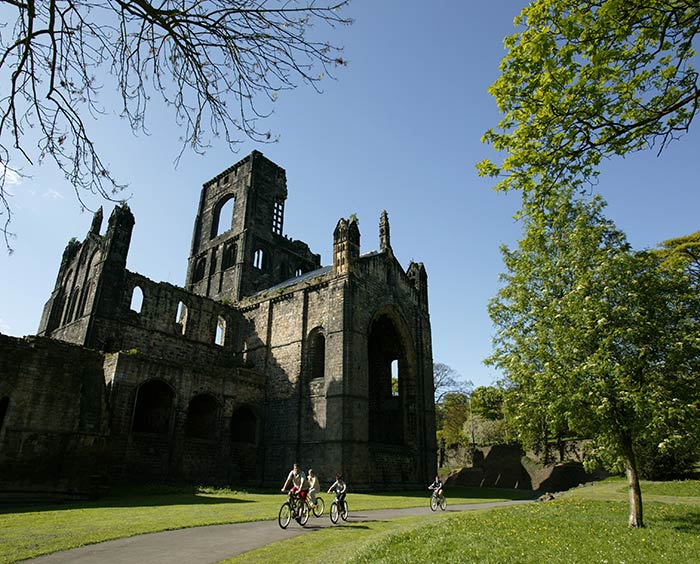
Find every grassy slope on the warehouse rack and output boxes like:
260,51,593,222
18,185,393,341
223,478,700,564
0,486,530,563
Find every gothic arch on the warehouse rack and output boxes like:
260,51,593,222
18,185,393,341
367,306,418,446
131,379,174,434
185,393,220,439
211,194,236,238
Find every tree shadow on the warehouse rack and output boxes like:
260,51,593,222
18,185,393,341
0,491,253,514
663,510,700,534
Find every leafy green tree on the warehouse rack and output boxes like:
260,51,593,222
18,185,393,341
470,386,505,420
653,232,700,290
487,195,700,528
436,392,468,448
0,1,351,249
478,0,700,203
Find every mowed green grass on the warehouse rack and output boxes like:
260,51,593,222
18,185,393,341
0,485,531,563
224,478,700,564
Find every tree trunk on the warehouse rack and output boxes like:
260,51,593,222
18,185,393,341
622,438,644,528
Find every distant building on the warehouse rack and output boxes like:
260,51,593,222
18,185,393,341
0,151,436,494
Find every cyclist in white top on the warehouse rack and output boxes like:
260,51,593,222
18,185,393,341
281,463,309,503
307,468,320,506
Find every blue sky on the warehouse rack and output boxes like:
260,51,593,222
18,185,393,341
1,0,698,389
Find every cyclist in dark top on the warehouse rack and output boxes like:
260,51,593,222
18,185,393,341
327,473,347,505
429,475,443,499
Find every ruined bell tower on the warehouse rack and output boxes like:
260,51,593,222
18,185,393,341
185,150,320,302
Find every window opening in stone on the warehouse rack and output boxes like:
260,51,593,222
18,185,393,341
130,286,144,314
272,199,284,235
131,380,174,434
310,332,326,380
176,301,188,335
222,242,237,270
0,397,9,435
193,256,206,283
185,394,219,439
216,316,226,346
391,359,399,396
68,287,81,322
368,314,406,446
212,195,235,238
231,406,257,443
253,249,265,270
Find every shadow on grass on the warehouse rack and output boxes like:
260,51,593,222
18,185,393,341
0,488,256,515
665,510,700,534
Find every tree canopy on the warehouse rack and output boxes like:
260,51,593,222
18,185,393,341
0,0,351,249
653,231,700,289
487,195,700,527
478,0,700,204
433,362,472,403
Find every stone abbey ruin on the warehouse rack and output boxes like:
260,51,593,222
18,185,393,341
0,151,437,495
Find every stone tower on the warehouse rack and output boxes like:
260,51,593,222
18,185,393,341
185,150,321,302
37,205,135,348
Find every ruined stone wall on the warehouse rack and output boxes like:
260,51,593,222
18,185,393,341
89,271,244,365
104,352,265,484
0,335,107,494
341,253,436,488
237,272,344,485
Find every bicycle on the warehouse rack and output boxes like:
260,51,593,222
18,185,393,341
329,495,348,524
309,495,325,517
429,491,446,511
278,491,310,529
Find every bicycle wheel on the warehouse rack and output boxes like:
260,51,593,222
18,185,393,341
313,496,325,517
330,501,339,524
278,502,292,529
298,501,309,525
439,497,446,511
341,500,348,521
430,495,438,511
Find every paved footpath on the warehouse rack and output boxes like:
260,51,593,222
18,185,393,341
25,500,534,564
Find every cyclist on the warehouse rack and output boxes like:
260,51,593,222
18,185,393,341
307,468,320,507
281,463,309,507
428,475,444,501
327,473,347,506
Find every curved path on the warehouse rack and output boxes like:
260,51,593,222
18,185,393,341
25,500,533,564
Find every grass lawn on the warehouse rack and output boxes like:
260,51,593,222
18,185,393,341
223,478,700,564
0,485,531,563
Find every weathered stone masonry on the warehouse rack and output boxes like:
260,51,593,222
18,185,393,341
0,151,436,494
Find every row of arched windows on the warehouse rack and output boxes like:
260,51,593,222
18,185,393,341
128,287,228,346
131,380,257,443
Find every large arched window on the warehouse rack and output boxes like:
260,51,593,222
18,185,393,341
185,394,219,439
211,195,236,238
131,380,174,434
231,406,257,444
368,312,413,446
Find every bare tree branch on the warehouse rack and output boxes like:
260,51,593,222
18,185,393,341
0,0,352,251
